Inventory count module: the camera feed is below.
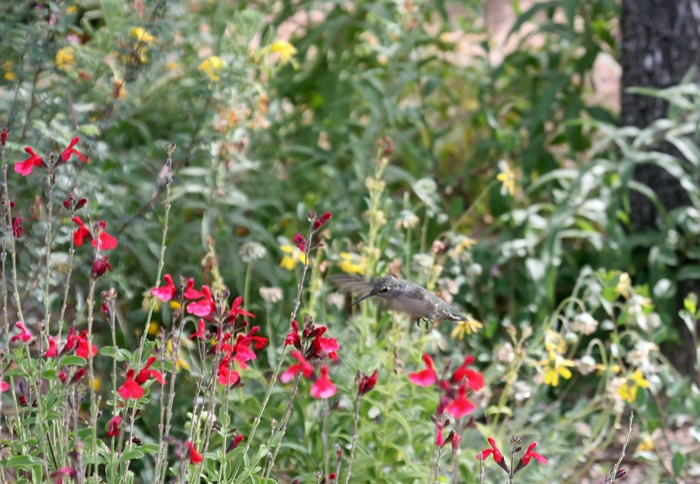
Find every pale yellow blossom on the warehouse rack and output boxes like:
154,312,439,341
540,351,575,387
56,47,76,71
617,369,649,403
450,315,483,340
339,252,366,275
270,40,297,65
279,244,307,270
198,56,223,82
496,160,516,196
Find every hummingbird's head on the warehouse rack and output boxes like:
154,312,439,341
351,276,402,306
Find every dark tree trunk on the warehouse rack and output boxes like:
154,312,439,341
621,0,700,377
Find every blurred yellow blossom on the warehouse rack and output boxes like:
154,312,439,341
595,362,621,375
615,272,632,298
544,329,567,355
67,5,79,14
636,433,654,452
167,338,192,372
92,377,100,392
617,369,648,403
56,47,77,71
199,56,223,82
449,236,477,258
339,252,366,275
3,62,16,81
270,40,297,65
540,351,575,387
280,244,307,270
497,160,516,196
148,321,160,336
450,315,483,340
131,27,156,45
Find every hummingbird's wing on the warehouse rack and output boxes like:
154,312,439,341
328,275,375,296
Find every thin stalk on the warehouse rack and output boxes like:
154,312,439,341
343,393,362,484
263,372,302,479
321,398,330,481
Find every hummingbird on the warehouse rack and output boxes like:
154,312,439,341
330,275,466,326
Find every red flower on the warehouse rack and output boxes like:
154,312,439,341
152,274,177,302
70,368,87,385
310,365,337,399
292,233,307,252
312,211,332,230
284,320,300,347
186,285,215,317
0,126,8,146
12,217,22,237
136,356,165,384
451,432,462,452
45,336,58,358
517,442,547,470
75,330,97,359
58,372,67,383
184,278,203,299
72,216,91,246
446,384,476,418
358,369,378,396
228,434,244,452
15,147,44,176
60,137,88,163
451,355,484,391
1,381,9,392
91,255,113,277
217,357,241,386
311,333,339,360
63,326,78,353
229,296,255,319
190,319,207,339
185,440,204,464
408,354,437,387
118,369,144,400
476,438,508,473
93,221,117,250
11,321,32,343
435,419,445,447
50,467,76,484
106,415,122,437
280,350,314,383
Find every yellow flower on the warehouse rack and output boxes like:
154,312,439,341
339,252,366,275
615,272,631,299
540,351,575,387
131,27,156,45
198,55,223,82
56,47,76,71
635,433,654,452
617,369,649,403
167,338,192,372
170,300,181,310
67,6,79,14
270,40,297,65
450,316,483,340
496,160,516,196
148,321,160,336
3,62,16,81
165,61,181,71
279,244,307,270
595,362,621,375
92,376,101,392
544,330,567,355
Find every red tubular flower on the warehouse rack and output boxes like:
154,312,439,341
186,285,215,317
136,356,165,384
284,320,300,347
292,233,307,252
186,440,204,464
184,278,203,299
446,383,476,419
152,274,177,302
72,216,91,246
451,432,462,452
45,336,58,358
280,350,315,383
435,419,445,447
1,381,9,392
106,415,122,437
75,330,97,359
118,369,144,400
190,319,207,340
70,368,87,385
50,467,76,484
15,147,44,176
358,369,378,396
217,357,241,386
312,211,332,230
63,326,78,354
311,334,339,360
93,221,118,250
91,256,113,277
12,217,22,237
10,321,32,343
522,442,547,465
476,438,509,473
229,296,255,319
60,137,88,163
228,434,244,452
408,354,438,387
310,365,337,399
451,355,485,391
1,127,8,146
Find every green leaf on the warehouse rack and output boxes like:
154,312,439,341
59,355,87,367
120,449,145,463
2,455,45,470
672,451,684,476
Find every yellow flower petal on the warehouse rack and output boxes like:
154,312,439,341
198,55,223,82
56,47,76,71
270,40,297,65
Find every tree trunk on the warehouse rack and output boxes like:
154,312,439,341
621,0,700,377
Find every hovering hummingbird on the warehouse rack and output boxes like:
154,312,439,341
330,275,466,326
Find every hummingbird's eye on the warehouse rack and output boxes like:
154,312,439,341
380,287,389,293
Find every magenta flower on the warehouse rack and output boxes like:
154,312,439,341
152,274,177,302
310,365,337,399
15,147,44,176
280,350,314,383
408,354,437,387
11,321,32,343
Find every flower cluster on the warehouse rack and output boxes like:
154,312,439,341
476,436,547,477
281,317,340,399
408,354,484,419
15,137,88,176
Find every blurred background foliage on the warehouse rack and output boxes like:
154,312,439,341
3,0,700,481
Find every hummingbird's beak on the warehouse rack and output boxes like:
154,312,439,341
350,291,374,307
